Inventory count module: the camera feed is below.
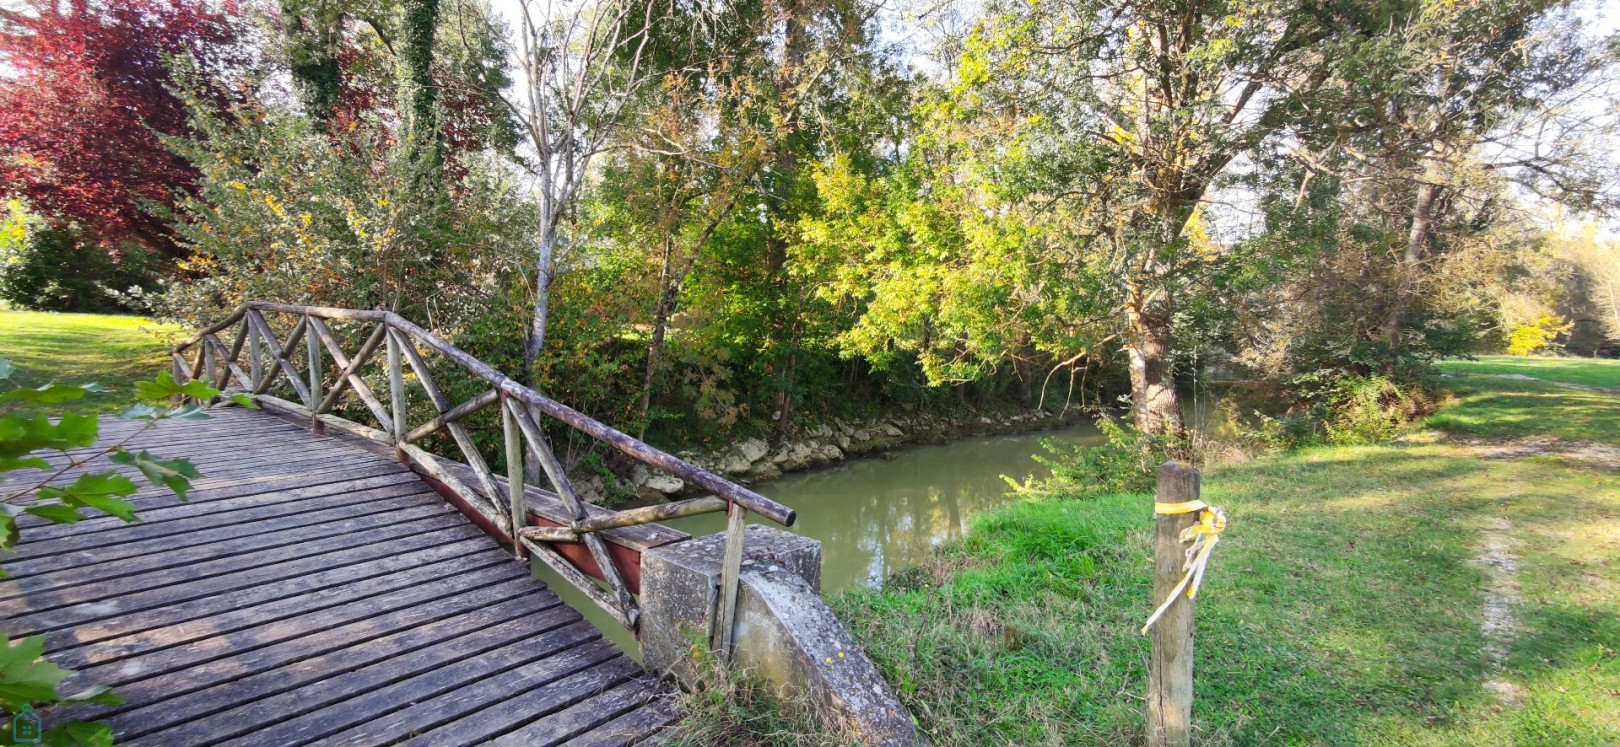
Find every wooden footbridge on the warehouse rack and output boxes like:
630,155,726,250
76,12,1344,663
3,302,797,745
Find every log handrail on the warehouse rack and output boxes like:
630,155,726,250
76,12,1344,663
171,302,796,631
172,302,795,526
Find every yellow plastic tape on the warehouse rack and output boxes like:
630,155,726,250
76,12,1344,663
1140,505,1228,635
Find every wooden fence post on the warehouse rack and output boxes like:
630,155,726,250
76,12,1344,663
501,394,527,560
248,321,261,392
712,500,748,659
306,323,323,434
1148,461,1200,747
387,330,405,454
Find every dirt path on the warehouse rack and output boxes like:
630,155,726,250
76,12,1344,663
1478,372,1620,396
1457,437,1620,470
1474,515,1525,706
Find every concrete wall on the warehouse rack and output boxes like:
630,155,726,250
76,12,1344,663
640,525,919,745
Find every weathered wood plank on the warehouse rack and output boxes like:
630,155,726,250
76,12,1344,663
4,489,436,581
45,546,518,671
125,604,584,745
7,403,680,746
410,656,643,746
0,497,451,601
570,694,684,747
83,583,562,737
5,522,486,637
15,470,421,547
0,513,470,620
18,449,393,496
37,536,496,652
486,668,657,747
212,621,609,747
320,637,623,745
60,561,529,691
714,502,748,657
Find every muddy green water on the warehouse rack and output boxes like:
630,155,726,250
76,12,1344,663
536,422,1106,659
665,423,1106,593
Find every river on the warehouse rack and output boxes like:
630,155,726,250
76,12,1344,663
534,421,1107,658
664,422,1106,593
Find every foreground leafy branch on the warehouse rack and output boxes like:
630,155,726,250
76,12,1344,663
0,358,249,745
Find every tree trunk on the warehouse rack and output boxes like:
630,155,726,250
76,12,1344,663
638,237,677,438
526,228,556,380
765,0,806,276
522,221,558,486
1383,178,1440,371
1125,290,1184,438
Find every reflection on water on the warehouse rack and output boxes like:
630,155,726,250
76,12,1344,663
665,422,1105,595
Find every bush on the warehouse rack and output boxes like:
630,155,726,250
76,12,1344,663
1505,313,1573,356
1009,416,1170,498
1323,375,1427,445
0,215,160,313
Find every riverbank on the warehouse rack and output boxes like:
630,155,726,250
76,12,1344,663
815,356,1620,744
593,405,1085,504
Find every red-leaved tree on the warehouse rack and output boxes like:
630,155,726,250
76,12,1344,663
0,0,244,256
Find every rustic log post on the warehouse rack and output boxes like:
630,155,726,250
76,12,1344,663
203,341,216,392
248,321,261,391
501,393,527,560
170,357,185,406
1148,461,1201,747
387,329,405,454
713,500,748,659
306,321,323,434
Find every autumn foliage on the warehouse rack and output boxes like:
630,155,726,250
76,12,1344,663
0,0,244,255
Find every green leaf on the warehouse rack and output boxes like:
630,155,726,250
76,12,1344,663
0,633,70,709
24,504,85,524
0,514,16,553
0,413,99,473
118,404,165,421
38,472,139,521
43,720,116,747
110,451,200,501
0,383,89,405
0,359,14,380
0,456,51,473
135,371,222,404
169,405,213,422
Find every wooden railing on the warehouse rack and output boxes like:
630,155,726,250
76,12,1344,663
172,302,794,635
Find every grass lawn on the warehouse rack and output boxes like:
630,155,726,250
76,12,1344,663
832,358,1620,745
0,309,182,415
1438,355,1620,391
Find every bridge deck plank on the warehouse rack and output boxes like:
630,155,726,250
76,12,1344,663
3,409,678,745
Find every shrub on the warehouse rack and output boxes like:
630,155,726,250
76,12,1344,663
1323,375,1428,445
1009,416,1170,498
0,214,160,313
1505,313,1573,356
